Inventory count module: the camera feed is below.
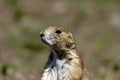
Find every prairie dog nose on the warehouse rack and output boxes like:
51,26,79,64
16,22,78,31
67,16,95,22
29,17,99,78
40,33,45,38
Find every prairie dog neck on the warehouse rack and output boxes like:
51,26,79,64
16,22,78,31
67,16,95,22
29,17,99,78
51,48,79,59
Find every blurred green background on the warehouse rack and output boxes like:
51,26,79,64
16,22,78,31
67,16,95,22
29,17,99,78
0,0,120,80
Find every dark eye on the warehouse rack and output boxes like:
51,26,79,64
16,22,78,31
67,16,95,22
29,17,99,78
55,30,62,34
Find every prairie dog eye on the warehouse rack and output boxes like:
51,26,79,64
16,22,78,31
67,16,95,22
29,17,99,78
55,30,62,34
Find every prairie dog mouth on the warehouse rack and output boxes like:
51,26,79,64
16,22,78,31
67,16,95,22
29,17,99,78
40,37,48,44
41,37,54,45
40,32,54,45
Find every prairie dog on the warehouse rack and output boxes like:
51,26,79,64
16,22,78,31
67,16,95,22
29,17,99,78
40,26,89,80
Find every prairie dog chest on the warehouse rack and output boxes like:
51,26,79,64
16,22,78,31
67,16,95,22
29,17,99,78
51,57,69,72
56,58,65,68
42,58,72,80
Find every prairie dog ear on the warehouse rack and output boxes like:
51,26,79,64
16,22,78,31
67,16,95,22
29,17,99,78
68,32,74,39
66,32,74,44
69,32,74,38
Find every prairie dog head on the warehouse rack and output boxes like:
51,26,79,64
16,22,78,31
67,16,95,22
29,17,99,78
40,26,75,51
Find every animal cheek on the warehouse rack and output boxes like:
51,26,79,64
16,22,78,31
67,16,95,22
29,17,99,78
56,37,62,42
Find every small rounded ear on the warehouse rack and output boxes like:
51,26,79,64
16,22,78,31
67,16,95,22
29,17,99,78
69,33,74,39
67,33,74,43
65,32,75,49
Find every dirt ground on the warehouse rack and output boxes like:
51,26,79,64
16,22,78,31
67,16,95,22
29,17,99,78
0,0,120,80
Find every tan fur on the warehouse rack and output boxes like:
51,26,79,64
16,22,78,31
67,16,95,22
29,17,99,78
40,26,89,80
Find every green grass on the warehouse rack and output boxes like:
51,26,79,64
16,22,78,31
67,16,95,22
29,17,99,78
113,63,120,71
6,0,18,7
20,40,46,52
96,69,107,79
7,25,47,58
86,26,115,53
72,9,87,26
6,0,25,21
1,63,16,75
102,56,115,66
13,6,25,21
